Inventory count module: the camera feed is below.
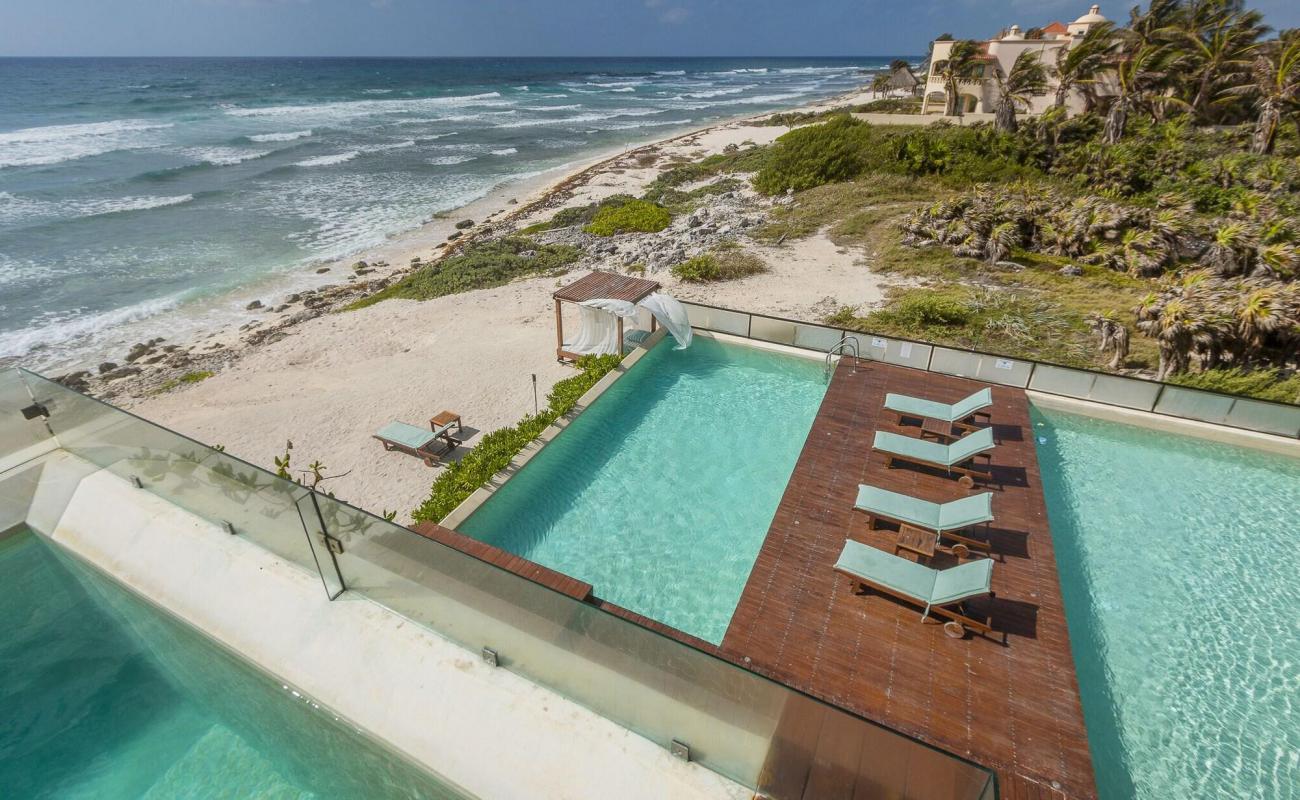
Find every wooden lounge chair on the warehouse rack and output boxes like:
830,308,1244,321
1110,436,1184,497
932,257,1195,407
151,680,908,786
373,420,460,467
854,484,993,556
884,387,992,432
873,427,995,488
834,540,994,638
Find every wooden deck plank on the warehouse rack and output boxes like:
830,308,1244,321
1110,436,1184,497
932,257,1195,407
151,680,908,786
722,358,1097,799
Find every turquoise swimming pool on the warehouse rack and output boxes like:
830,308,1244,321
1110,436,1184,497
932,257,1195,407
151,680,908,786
0,528,466,800
458,337,828,644
1033,408,1300,800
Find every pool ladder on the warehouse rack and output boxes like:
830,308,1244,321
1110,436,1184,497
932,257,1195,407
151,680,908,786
824,335,860,381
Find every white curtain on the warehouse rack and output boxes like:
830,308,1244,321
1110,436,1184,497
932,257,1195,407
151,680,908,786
639,292,693,350
564,303,621,355
564,294,692,354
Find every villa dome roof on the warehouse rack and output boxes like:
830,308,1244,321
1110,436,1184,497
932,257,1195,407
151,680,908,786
1073,4,1107,24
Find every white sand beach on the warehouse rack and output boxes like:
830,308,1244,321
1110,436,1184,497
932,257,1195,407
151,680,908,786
130,91,903,521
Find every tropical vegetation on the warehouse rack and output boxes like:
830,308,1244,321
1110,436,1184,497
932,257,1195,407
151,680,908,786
349,236,581,309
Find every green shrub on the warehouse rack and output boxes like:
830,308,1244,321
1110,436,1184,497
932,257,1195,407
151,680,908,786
1169,368,1300,405
348,236,580,309
890,292,972,326
856,98,921,114
753,116,876,194
155,369,215,394
671,247,768,282
411,354,623,522
583,199,671,236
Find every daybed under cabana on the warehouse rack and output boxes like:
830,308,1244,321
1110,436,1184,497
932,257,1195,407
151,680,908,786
553,271,690,361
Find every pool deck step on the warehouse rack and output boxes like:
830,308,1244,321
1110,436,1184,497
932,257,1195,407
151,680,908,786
721,358,1097,800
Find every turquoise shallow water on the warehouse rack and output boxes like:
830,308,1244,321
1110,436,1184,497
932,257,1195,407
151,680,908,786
0,529,466,800
458,337,828,644
1033,408,1300,800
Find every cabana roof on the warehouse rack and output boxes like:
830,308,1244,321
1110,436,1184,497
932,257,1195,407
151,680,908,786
553,270,660,305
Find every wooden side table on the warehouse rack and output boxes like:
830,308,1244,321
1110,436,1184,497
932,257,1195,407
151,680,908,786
430,410,462,434
894,524,938,560
919,417,957,443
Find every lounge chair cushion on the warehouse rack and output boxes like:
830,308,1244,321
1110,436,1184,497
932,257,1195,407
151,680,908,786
946,426,996,463
835,540,993,607
375,421,436,450
855,485,993,532
873,430,950,464
835,540,936,601
930,559,994,605
884,388,992,423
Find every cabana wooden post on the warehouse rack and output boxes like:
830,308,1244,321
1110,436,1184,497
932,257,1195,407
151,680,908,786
552,271,661,362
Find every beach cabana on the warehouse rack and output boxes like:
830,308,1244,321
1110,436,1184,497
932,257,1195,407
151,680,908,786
553,271,689,362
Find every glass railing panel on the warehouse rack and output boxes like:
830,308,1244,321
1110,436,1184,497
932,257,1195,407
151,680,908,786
1152,385,1235,424
862,335,933,369
928,347,985,381
0,369,57,471
21,372,318,572
1222,397,1300,438
319,493,994,797
1085,373,1161,410
750,316,797,346
1027,364,1096,398
682,302,750,337
793,323,845,352
972,355,1034,388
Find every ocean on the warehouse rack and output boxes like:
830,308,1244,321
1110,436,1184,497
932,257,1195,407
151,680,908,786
0,57,895,373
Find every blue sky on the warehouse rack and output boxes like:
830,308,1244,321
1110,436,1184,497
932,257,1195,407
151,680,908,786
2,0,1298,57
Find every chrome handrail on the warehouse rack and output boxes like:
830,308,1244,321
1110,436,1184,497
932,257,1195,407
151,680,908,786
825,335,860,379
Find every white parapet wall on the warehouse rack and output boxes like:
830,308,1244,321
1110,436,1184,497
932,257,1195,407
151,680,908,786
26,455,747,800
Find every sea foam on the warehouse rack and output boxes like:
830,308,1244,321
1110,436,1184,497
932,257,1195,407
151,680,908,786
248,129,313,142
0,119,175,168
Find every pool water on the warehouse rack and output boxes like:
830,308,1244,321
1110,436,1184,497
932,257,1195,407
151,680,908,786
1032,408,1300,800
458,337,828,644
0,528,467,800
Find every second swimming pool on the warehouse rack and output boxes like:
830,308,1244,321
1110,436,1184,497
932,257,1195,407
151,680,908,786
458,337,828,644
1034,407,1300,800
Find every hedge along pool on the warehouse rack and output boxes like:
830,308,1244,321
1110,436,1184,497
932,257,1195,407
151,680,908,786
457,336,828,644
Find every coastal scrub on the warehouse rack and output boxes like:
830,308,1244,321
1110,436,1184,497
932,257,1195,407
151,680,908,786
411,354,623,523
670,245,767,282
348,236,580,309
583,199,671,236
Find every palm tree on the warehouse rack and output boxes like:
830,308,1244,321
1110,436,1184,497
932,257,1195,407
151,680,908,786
936,40,983,117
1053,22,1118,111
992,50,1048,133
1171,3,1266,122
1103,45,1173,143
871,73,892,97
1222,37,1300,154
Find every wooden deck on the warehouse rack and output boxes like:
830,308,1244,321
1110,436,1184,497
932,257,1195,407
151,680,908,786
722,358,1096,800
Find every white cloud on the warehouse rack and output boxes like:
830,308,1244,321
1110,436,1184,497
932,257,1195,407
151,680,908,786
644,0,689,24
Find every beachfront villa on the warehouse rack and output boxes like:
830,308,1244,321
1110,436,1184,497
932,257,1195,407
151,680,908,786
3,271,1299,799
920,5,1112,116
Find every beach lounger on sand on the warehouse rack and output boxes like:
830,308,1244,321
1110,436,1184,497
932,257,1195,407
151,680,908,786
873,426,995,488
373,420,460,467
884,387,992,430
854,484,993,556
834,540,995,638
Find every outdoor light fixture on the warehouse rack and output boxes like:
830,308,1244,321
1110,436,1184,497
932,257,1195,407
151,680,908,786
20,402,49,420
